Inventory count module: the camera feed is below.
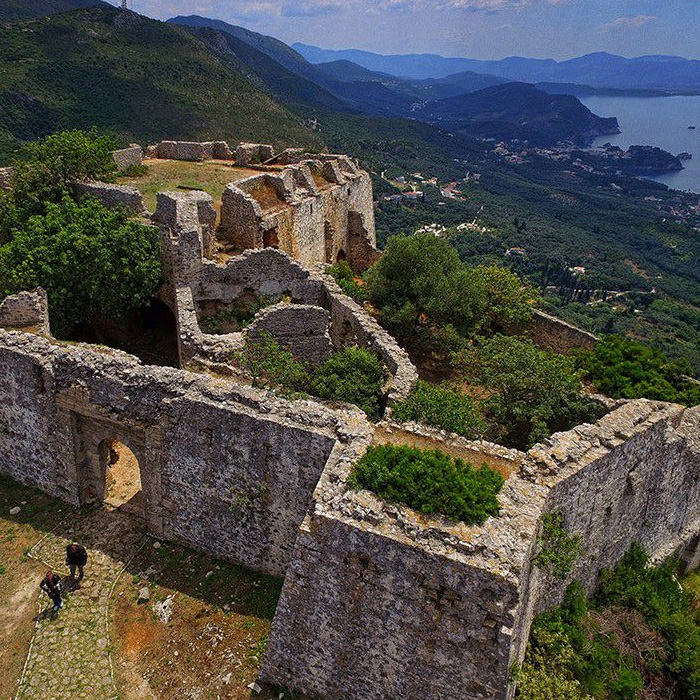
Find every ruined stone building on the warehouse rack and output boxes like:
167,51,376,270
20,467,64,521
1,141,699,700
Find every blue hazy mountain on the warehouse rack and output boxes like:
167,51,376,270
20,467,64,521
293,44,700,92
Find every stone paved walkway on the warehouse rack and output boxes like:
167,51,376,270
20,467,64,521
16,507,147,700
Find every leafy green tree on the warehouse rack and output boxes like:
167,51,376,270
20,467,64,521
391,380,486,439
363,234,534,353
10,129,116,216
348,444,504,524
455,335,602,449
311,346,385,419
575,335,700,406
0,196,161,336
467,264,539,335
363,233,476,343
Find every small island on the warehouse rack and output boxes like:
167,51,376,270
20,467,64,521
678,151,693,161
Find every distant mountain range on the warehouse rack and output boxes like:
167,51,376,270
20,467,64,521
294,44,700,93
169,15,616,146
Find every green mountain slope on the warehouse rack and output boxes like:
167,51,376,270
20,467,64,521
0,0,107,22
0,7,320,163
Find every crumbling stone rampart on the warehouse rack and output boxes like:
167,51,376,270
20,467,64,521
146,140,233,161
0,327,370,577
74,181,146,214
261,399,700,700
218,157,377,272
112,144,143,172
235,143,275,166
246,303,333,367
0,288,50,334
525,309,598,352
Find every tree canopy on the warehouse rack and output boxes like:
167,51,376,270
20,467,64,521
0,196,162,336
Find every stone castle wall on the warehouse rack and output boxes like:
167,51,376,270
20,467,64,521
261,399,700,700
218,158,377,272
0,328,369,577
112,144,143,172
526,310,598,352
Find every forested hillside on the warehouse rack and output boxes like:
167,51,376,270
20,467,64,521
0,7,319,162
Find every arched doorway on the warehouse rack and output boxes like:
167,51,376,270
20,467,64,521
336,249,347,263
100,439,144,519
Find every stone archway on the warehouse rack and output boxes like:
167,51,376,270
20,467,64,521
58,395,165,537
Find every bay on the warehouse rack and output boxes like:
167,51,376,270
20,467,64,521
581,95,700,193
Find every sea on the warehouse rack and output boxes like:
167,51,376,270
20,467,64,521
580,95,700,193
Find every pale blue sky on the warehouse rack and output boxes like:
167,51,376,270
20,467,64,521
118,0,700,60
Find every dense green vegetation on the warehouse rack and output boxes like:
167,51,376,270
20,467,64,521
0,130,161,336
326,260,369,303
231,335,386,418
455,335,603,450
517,545,700,700
391,380,486,439
0,6,318,163
0,197,161,336
310,347,386,419
575,336,700,406
533,513,583,580
363,233,535,354
349,444,504,524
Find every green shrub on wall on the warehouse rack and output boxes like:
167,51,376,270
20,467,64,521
391,380,486,439
348,444,504,524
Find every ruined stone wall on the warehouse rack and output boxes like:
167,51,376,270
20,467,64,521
74,181,146,214
0,288,50,334
262,428,544,700
246,303,333,367
235,143,275,166
525,310,598,353
112,144,143,172
218,157,376,272
0,328,364,577
146,140,233,161
526,400,700,612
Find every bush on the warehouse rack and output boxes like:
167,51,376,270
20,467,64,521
0,196,161,336
327,260,369,303
456,335,603,450
575,335,700,406
348,444,504,524
533,512,582,580
231,334,310,395
391,380,486,439
311,347,385,419
518,545,700,700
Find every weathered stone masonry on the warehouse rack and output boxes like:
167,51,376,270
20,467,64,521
1,141,699,700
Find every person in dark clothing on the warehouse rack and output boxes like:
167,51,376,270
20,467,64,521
40,569,63,613
65,542,88,580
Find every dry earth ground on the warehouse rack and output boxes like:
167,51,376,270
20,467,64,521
0,473,302,700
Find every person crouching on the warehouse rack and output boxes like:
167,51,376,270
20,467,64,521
40,569,64,613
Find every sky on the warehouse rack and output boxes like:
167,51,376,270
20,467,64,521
117,0,700,60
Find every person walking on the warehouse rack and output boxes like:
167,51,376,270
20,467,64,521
65,542,88,581
40,569,64,613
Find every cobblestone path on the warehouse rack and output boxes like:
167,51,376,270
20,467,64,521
16,507,147,700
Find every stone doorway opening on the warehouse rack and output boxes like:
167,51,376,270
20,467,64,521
100,440,144,519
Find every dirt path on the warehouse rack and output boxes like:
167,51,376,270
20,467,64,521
15,508,147,700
